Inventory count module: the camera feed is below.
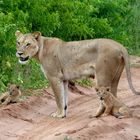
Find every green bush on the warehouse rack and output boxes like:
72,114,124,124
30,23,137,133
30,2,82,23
0,0,140,92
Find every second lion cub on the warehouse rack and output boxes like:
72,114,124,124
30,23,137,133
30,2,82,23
0,84,21,106
94,86,131,119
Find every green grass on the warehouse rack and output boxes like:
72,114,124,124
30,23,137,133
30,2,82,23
0,0,140,93
75,78,94,88
64,136,71,140
0,59,49,94
130,63,140,68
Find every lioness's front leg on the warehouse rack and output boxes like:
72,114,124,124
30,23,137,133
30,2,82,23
49,77,67,118
64,80,68,116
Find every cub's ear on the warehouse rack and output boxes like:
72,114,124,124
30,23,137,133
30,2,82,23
32,31,41,40
15,30,23,38
95,87,99,92
106,87,111,92
16,85,20,89
7,83,11,88
7,83,12,90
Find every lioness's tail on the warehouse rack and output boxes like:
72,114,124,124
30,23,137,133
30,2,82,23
122,47,140,95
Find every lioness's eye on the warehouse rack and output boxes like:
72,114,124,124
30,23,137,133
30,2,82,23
26,43,31,46
17,41,20,45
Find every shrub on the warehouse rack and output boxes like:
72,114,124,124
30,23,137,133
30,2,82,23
0,0,139,92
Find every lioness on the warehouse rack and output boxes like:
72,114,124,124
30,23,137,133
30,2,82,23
0,84,21,106
94,86,131,118
15,31,140,118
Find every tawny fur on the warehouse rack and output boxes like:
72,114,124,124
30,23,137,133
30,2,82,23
95,86,131,119
15,31,139,118
0,84,21,106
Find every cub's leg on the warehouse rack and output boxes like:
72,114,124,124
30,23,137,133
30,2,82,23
116,107,130,119
94,102,105,117
9,100,18,104
0,94,7,104
49,77,66,118
0,97,5,104
102,104,112,116
1,96,11,106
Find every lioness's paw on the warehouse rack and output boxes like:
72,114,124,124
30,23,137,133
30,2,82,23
51,111,66,118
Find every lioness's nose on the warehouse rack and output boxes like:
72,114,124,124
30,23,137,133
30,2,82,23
18,52,23,55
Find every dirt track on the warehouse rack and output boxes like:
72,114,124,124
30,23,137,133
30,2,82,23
0,56,140,140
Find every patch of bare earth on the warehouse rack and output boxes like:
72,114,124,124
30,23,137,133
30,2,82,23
0,56,140,140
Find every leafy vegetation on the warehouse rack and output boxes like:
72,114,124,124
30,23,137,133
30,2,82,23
0,0,140,92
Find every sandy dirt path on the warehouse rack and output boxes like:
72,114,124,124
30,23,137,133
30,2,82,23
0,56,140,140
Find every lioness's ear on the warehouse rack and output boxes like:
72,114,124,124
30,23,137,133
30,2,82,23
106,87,111,92
15,30,23,38
32,31,41,40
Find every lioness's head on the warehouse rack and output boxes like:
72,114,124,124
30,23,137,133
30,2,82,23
15,31,41,64
95,86,111,100
8,84,21,96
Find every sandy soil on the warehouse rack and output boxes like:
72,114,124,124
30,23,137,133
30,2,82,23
0,56,140,140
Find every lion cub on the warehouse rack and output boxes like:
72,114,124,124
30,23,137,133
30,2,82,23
0,84,21,106
94,86,131,119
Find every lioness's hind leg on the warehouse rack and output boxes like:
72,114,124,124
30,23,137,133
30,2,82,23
111,62,124,97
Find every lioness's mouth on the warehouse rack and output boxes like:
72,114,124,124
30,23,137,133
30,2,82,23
19,56,29,62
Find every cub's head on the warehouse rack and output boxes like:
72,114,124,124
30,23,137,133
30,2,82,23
95,86,111,100
15,31,41,64
8,84,21,96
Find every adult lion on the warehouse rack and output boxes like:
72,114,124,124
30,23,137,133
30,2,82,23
15,31,140,118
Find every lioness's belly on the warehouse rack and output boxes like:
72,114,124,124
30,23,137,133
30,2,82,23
63,63,95,80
